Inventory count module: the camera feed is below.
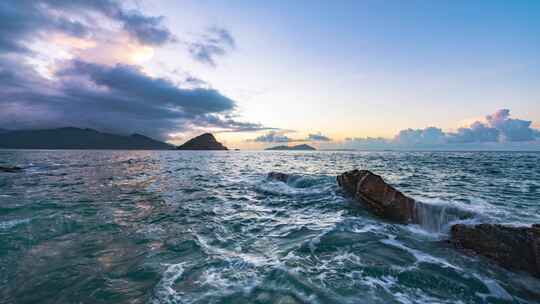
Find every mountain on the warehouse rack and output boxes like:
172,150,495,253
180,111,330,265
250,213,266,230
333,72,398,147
177,133,228,150
265,144,316,151
0,127,174,150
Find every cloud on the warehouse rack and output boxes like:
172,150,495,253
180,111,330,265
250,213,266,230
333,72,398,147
248,131,333,143
485,109,537,141
116,10,174,46
343,109,540,150
251,131,293,143
446,109,538,144
0,59,247,139
307,133,332,141
197,114,276,133
188,27,236,67
394,127,446,145
447,122,499,143
0,0,173,55
59,60,234,114
0,1,269,140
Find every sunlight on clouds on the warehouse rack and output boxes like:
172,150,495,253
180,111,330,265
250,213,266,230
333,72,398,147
26,32,156,81
26,38,73,79
128,45,155,64
72,38,156,65
456,116,486,130
53,34,97,50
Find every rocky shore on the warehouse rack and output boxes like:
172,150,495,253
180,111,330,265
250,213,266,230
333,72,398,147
269,169,540,278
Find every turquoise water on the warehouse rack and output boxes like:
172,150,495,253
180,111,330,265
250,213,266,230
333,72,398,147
1,150,540,303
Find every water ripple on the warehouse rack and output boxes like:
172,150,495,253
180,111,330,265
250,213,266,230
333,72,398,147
1,150,539,303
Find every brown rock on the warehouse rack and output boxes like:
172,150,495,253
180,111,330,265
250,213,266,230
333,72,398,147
451,224,540,277
337,170,416,223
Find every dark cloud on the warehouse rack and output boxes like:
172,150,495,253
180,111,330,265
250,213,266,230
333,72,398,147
49,0,174,45
196,114,276,133
0,1,57,53
188,27,236,67
0,59,253,140
59,61,234,114
0,0,173,54
184,76,208,88
116,10,173,46
0,1,268,140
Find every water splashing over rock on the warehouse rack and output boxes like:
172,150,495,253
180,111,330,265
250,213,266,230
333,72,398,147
337,169,474,233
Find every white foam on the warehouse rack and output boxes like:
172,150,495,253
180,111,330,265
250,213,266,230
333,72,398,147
152,262,186,304
0,218,31,230
381,236,461,270
195,234,278,267
350,224,381,234
361,275,397,293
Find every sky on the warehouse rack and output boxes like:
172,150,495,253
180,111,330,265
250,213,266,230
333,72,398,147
0,0,539,150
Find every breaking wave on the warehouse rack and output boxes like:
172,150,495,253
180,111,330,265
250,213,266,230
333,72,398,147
1,150,539,303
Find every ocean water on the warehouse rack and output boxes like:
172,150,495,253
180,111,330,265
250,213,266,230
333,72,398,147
1,150,540,304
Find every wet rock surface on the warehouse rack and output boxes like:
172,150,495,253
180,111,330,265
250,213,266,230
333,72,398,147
451,223,540,277
337,169,417,223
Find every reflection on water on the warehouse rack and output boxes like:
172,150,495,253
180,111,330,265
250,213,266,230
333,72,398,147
1,150,540,303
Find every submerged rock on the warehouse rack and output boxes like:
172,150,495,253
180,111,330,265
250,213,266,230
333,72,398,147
451,224,540,277
177,133,227,150
267,172,290,183
0,166,22,173
337,169,417,223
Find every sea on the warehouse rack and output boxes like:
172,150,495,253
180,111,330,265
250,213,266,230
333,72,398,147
1,150,540,304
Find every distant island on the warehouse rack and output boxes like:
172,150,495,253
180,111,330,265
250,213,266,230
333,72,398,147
0,127,173,150
265,144,316,151
177,133,228,150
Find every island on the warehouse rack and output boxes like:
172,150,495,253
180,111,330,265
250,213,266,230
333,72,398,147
177,133,228,150
0,127,173,150
265,144,316,151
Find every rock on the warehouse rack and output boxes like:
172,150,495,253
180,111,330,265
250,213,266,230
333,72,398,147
337,169,416,223
0,166,22,173
451,224,540,277
267,172,290,183
177,133,227,150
